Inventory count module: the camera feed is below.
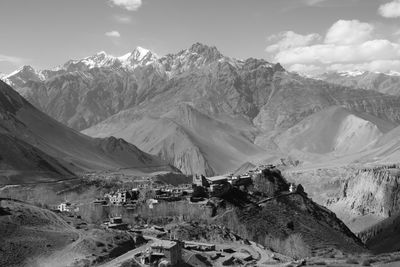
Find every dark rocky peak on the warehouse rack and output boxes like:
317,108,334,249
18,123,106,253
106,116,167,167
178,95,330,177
273,62,285,72
241,58,284,72
188,42,223,60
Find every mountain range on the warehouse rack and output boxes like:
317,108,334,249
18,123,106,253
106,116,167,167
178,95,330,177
4,43,400,176
0,80,176,184
318,70,400,96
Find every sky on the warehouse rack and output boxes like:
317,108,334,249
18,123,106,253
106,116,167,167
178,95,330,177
0,0,399,75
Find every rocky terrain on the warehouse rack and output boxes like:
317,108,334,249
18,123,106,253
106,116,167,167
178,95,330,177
327,166,400,232
0,199,145,267
358,209,400,254
284,164,400,235
5,43,400,175
120,168,367,259
0,80,176,184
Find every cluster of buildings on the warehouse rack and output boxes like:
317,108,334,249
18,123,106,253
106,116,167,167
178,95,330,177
154,185,193,202
103,189,140,205
192,164,276,196
135,239,218,266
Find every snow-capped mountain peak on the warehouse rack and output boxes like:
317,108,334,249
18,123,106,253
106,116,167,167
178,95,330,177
79,51,119,69
2,65,46,88
132,46,151,61
118,46,158,69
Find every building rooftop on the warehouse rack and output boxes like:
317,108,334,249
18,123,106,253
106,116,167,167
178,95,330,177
206,175,228,182
151,240,177,250
184,241,215,247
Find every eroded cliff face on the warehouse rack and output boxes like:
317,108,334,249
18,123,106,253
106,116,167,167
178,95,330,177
328,167,400,218
285,165,400,233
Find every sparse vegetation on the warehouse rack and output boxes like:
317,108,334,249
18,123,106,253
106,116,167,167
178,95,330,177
265,234,311,259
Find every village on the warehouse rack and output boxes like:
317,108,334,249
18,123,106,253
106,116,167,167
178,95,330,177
52,164,302,267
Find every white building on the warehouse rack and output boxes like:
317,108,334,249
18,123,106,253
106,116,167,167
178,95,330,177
106,190,129,205
58,202,72,212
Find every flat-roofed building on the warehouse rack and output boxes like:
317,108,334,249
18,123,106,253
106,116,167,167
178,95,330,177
206,175,228,185
150,240,182,266
184,241,216,251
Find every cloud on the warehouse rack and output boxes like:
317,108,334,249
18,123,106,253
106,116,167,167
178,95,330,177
108,0,142,11
113,14,132,24
105,31,121,38
303,0,328,6
288,64,322,74
0,54,25,65
328,60,400,73
379,0,400,18
266,31,321,53
325,20,374,45
266,19,400,75
275,39,400,65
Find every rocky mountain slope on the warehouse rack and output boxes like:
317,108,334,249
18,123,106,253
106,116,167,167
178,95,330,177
83,103,267,175
5,43,400,175
358,209,400,253
0,80,176,184
326,166,400,231
318,71,400,96
285,163,400,235
0,133,75,184
0,199,77,267
275,106,396,156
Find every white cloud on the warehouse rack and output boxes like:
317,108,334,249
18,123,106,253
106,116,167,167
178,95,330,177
275,39,400,65
288,64,322,75
113,14,132,24
0,54,25,65
105,31,121,38
266,19,400,75
266,31,321,53
108,0,142,11
379,0,400,18
325,20,374,45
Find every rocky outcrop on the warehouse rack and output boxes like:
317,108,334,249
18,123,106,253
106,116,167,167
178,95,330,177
328,166,400,218
211,171,366,257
